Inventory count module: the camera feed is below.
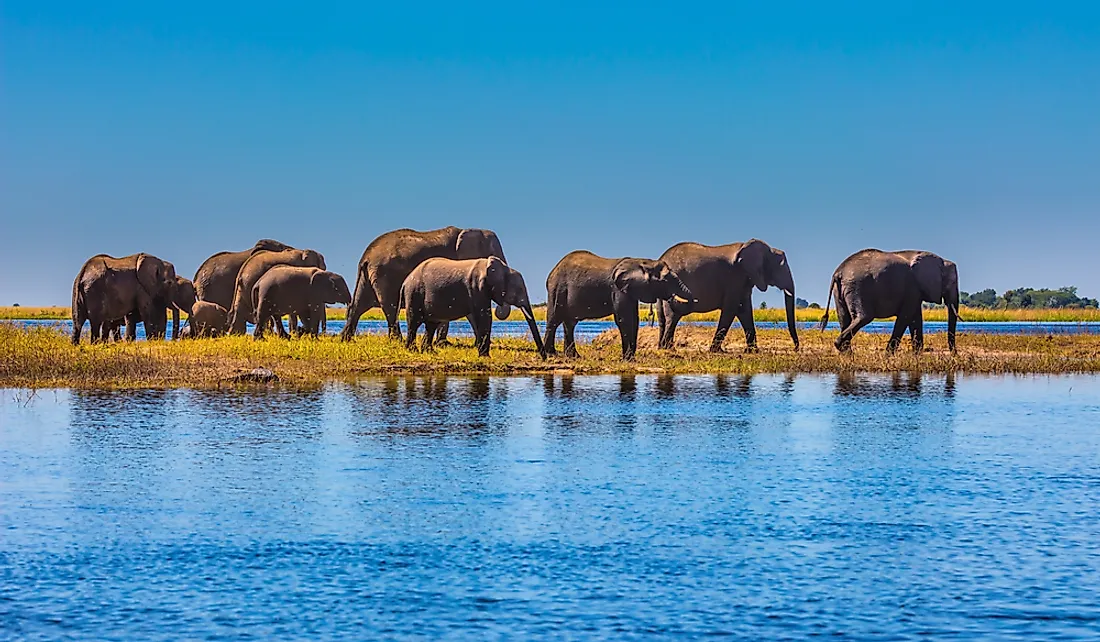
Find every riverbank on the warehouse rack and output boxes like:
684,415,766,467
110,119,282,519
3,323,1099,388
5,305,1100,323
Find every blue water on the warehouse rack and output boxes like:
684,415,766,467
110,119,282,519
17,318,1100,342
2,374,1100,640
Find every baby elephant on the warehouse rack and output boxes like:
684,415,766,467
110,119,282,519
251,266,351,339
184,301,229,338
401,256,545,357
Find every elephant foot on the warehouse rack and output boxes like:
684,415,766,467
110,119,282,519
742,345,759,355
708,345,725,354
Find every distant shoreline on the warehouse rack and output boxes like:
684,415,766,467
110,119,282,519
3,324,1098,388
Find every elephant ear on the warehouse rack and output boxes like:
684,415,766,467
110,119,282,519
456,229,505,261
613,261,655,303
731,240,769,292
909,252,945,304
135,254,163,298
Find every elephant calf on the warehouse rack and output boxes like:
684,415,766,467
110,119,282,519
185,301,229,338
401,257,545,357
251,266,352,339
544,251,694,360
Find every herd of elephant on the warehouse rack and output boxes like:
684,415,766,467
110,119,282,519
71,226,960,360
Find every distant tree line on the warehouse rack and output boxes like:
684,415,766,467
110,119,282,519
960,287,1099,309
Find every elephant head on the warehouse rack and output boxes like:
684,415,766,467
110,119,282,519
483,258,545,358
455,228,507,263
730,240,771,293
173,276,197,317
301,249,327,270
251,239,293,255
908,252,960,352
311,270,352,305
764,247,800,350
134,254,178,338
613,259,694,307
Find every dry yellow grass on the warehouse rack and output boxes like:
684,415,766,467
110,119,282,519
2,322,1098,388
7,305,1100,323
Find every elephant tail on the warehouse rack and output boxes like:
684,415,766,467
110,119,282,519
819,278,836,332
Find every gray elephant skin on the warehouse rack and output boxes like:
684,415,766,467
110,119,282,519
543,251,694,360
227,249,327,334
251,266,351,339
820,249,960,353
341,226,509,341
401,257,545,357
657,239,799,353
193,239,293,310
71,253,182,344
184,300,229,338
117,275,196,341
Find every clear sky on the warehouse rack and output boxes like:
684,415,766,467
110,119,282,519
3,1,1098,307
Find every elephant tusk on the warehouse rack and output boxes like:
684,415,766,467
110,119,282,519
783,289,793,297
672,295,691,304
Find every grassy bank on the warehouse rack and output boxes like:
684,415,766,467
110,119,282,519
2,323,1098,388
5,305,1100,323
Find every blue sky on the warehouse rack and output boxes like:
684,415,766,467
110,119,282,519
3,1,1098,306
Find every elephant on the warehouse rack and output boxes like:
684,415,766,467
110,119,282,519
184,300,229,338
251,266,351,339
193,239,294,310
657,239,799,353
71,253,180,344
113,275,195,341
543,251,694,360
401,256,545,357
341,226,509,342
819,249,960,353
226,249,327,334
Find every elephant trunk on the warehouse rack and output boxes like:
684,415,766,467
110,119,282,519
946,290,959,354
784,290,799,350
521,305,546,358
667,276,694,310
172,307,180,340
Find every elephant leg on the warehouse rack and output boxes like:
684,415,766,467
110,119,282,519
274,315,291,339
615,305,640,361
72,307,87,345
886,314,909,354
470,310,492,357
253,307,269,340
837,313,874,352
542,312,560,355
836,295,853,335
340,272,375,341
709,303,739,353
435,322,452,346
125,312,138,341
422,322,441,352
736,293,758,353
382,300,402,341
909,314,925,354
660,303,684,350
405,310,422,351
563,320,579,359
656,301,668,348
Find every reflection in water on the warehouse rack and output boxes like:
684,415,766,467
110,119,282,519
5,374,1099,640
833,371,959,399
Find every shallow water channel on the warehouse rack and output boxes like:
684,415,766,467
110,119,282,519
2,374,1099,639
